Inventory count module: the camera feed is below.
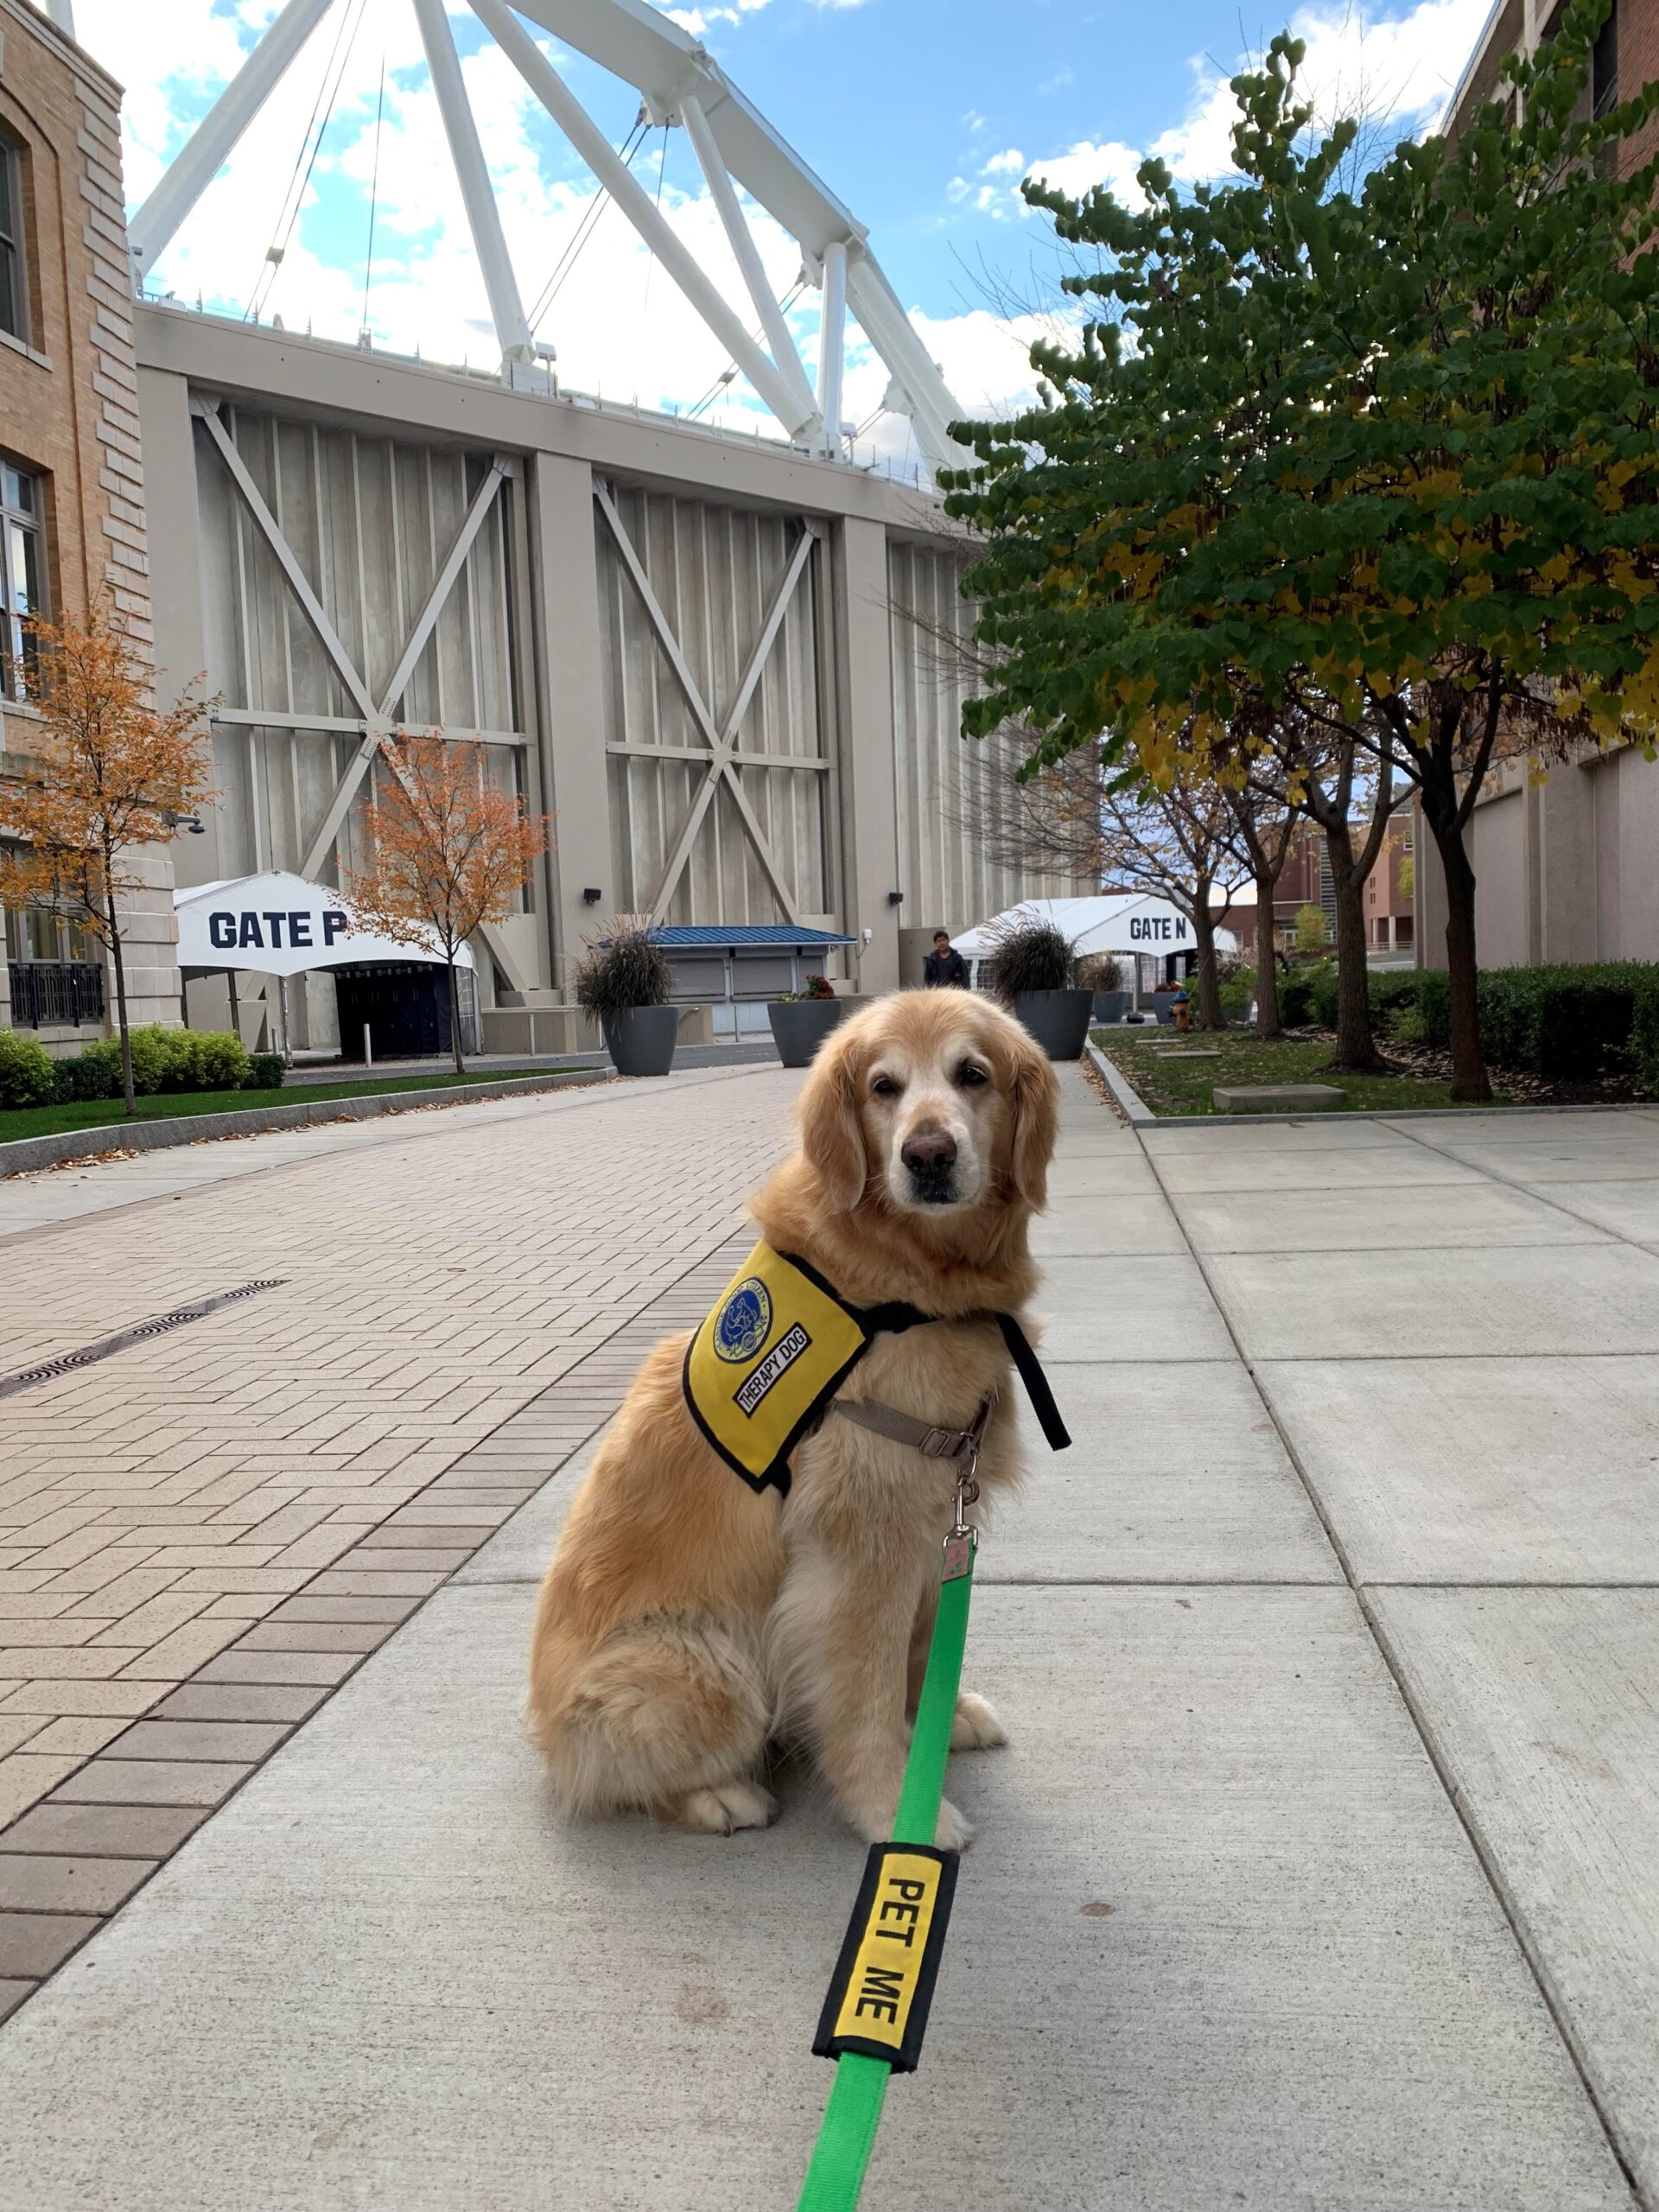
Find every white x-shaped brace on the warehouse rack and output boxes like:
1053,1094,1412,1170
594,482,817,927
192,399,513,870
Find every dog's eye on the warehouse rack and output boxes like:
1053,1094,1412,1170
871,1073,901,1098
956,1061,988,1089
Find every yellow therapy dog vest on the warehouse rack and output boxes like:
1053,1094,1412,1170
683,1240,1071,1497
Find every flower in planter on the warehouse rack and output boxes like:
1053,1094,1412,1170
779,975,836,1002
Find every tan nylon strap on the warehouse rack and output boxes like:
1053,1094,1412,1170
830,1395,992,1460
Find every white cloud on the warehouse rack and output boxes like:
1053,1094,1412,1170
1024,137,1145,206
1151,0,1495,180
76,0,1497,476
964,0,1494,228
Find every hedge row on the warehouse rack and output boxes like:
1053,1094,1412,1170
0,1025,285,1111
1370,963,1659,1085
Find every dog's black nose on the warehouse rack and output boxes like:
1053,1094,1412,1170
902,1129,957,1176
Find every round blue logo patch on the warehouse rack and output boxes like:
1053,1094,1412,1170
714,1279,772,1363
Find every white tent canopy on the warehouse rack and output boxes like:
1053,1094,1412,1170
952,894,1239,962
174,872,475,979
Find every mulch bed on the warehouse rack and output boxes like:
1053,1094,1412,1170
1290,1027,1650,1107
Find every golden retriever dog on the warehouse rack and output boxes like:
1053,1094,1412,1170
526,988,1060,1848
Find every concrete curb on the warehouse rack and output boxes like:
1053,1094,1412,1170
1085,1038,1659,1129
0,1067,612,1179
1086,1039,1156,1124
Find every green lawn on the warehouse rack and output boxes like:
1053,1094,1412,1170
1094,1027,1465,1116
0,1065,599,1148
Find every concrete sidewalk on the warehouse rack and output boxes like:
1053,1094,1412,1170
1,1074,1657,2207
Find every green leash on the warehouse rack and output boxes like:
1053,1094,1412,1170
796,1529,977,2212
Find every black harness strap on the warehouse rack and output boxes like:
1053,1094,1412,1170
995,1313,1071,1452
844,1287,1071,1458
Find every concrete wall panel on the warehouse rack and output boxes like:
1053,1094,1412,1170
887,542,1083,954
1467,789,1527,969
190,407,524,900
596,481,827,925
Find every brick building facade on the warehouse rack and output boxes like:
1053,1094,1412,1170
0,0,179,1049
1218,818,1414,963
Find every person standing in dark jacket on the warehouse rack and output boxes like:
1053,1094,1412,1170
923,929,969,988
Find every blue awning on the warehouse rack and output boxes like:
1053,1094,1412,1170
652,925,856,950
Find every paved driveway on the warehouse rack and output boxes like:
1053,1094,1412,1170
1,1078,1657,2208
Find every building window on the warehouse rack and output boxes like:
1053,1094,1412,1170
0,135,25,344
3,899,94,967
3,866,104,1029
1,461,44,699
1593,3,1618,119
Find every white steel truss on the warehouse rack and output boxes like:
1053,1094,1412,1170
192,398,521,888
594,482,819,925
129,0,969,474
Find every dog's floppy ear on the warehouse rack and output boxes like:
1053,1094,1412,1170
797,1020,868,1213
1007,1028,1060,1211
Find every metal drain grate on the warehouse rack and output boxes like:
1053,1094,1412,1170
0,1279,288,1400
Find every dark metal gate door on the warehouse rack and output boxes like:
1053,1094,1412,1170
333,963,452,1060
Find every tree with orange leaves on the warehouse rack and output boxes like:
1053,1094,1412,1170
341,736,550,1077
0,608,213,1116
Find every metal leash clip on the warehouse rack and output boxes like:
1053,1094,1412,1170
942,1436,982,1582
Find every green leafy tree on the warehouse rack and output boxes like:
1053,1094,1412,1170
944,3,1659,1102
1294,904,1331,956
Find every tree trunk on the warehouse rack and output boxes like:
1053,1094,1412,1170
447,957,465,1078
107,910,135,1116
1189,886,1225,1029
1323,826,1384,1072
1425,806,1492,1105
1252,866,1282,1038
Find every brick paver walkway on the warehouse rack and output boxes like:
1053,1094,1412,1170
0,1066,799,2009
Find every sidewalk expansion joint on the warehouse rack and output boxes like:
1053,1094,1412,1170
1130,1109,1649,2202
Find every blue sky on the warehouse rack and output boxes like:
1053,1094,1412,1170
73,0,1493,461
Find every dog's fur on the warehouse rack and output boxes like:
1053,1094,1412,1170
525,988,1059,1847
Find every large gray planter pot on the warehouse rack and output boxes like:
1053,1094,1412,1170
1091,989,1130,1024
601,1004,678,1077
1152,992,1180,1027
1011,987,1095,1062
767,996,849,1068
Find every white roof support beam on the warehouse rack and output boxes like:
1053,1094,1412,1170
816,238,847,459
410,0,538,367
128,0,338,284
468,0,817,439
677,91,817,425
844,256,972,474
138,0,974,482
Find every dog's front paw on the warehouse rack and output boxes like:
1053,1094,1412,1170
934,1796,975,1851
950,1692,1008,1751
671,1780,777,1834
